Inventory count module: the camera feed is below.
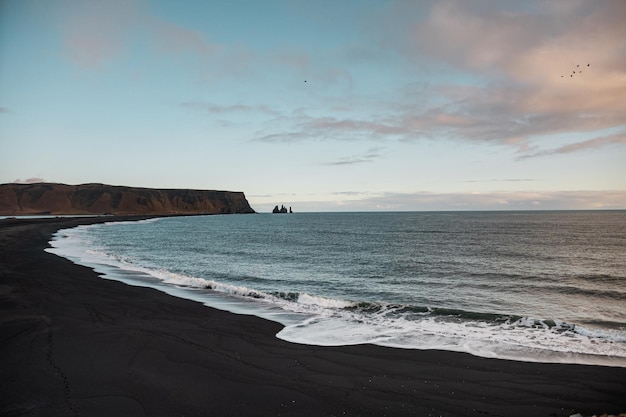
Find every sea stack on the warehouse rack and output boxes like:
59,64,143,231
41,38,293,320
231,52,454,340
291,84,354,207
272,204,291,214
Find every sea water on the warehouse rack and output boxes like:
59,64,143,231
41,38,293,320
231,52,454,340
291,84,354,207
47,211,626,366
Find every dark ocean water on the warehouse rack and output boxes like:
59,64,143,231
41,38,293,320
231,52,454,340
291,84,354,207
48,211,626,366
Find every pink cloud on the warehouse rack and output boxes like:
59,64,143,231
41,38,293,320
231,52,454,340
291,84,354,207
411,1,626,82
394,1,626,148
60,0,141,69
414,2,548,72
59,0,217,70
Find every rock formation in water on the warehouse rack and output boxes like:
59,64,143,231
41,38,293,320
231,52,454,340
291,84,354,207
272,204,292,214
0,183,255,215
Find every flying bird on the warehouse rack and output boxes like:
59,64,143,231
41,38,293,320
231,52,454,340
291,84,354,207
562,63,590,79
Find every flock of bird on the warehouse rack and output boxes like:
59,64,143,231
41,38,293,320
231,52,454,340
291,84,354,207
562,63,590,78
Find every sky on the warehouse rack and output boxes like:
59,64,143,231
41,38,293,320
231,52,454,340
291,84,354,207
1,0,625,212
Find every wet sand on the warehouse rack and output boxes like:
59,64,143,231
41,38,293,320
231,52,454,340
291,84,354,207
1,216,625,417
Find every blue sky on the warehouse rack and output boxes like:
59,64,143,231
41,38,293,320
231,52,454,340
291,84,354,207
1,0,625,212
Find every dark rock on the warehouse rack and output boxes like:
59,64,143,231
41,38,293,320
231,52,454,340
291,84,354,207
272,204,292,214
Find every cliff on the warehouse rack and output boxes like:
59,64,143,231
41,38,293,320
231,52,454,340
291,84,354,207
0,183,255,216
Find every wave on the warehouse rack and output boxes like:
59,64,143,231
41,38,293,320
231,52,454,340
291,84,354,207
79,250,626,365
173,275,626,359
47,223,626,367
102,217,164,226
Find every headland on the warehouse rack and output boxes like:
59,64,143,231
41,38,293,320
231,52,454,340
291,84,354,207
0,182,255,216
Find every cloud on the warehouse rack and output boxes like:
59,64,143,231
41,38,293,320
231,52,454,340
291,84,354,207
60,0,142,69
323,189,626,211
332,191,370,196
253,111,416,143
410,1,626,80
181,101,278,115
519,131,626,159
252,1,626,155
56,0,328,82
323,147,385,166
307,117,405,138
409,1,626,143
0,107,8,113
253,131,305,143
248,1,619,154
59,0,217,70
464,178,537,183
60,0,624,160
13,177,46,184
149,18,217,58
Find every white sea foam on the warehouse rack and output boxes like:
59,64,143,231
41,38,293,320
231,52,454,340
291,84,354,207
102,217,164,226
276,309,626,367
291,293,354,309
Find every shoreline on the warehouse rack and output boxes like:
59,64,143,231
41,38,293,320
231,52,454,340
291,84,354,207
1,217,625,416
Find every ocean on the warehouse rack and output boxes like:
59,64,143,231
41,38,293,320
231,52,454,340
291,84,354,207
47,211,626,367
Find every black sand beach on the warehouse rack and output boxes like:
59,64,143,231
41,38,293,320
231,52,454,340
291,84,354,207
1,217,625,417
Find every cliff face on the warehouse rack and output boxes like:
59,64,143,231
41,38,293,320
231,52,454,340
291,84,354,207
0,183,255,215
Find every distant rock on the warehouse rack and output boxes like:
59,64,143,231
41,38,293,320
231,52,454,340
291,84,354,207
272,204,292,214
0,182,256,215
